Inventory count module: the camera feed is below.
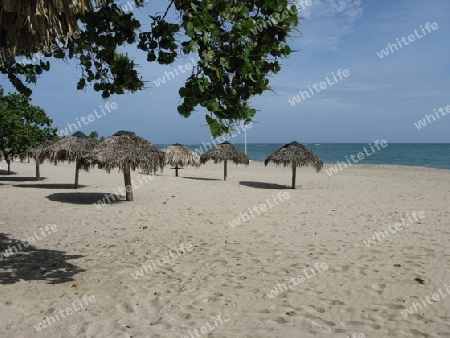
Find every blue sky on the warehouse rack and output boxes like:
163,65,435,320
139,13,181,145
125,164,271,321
1,0,449,143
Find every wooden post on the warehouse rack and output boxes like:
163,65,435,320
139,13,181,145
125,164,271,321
224,160,227,181
175,164,179,177
74,159,81,189
35,161,40,179
292,164,296,189
124,165,133,201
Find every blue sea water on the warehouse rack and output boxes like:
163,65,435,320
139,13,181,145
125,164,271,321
157,143,450,170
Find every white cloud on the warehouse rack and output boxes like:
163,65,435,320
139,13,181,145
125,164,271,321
305,0,362,20
297,0,363,49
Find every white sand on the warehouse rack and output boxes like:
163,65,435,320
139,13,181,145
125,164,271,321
0,160,449,337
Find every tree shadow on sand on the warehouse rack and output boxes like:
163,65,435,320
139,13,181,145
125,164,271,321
239,181,291,189
0,175,45,182
14,183,87,189
0,169,48,181
46,192,125,205
0,169,17,175
0,233,85,284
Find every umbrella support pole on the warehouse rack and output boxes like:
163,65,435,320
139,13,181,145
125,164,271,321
74,159,81,189
35,161,40,180
292,165,296,189
170,166,184,177
124,166,133,201
224,160,227,181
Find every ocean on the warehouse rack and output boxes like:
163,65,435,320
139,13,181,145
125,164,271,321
157,143,450,170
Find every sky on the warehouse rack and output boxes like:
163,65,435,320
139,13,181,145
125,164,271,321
1,0,449,144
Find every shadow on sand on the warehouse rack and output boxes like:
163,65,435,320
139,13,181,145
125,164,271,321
0,170,44,181
0,176,44,182
0,169,17,175
137,171,162,177
46,192,125,205
183,176,221,181
239,181,290,190
0,233,85,284
14,183,86,190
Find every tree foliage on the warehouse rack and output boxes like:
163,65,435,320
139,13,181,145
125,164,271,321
0,87,57,173
0,0,300,136
89,131,99,140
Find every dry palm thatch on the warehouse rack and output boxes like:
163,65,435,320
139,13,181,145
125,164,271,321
0,0,106,66
264,141,323,189
163,143,200,177
44,133,97,188
22,139,55,179
200,141,249,181
84,131,165,201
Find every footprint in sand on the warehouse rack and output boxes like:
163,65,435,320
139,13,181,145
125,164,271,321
343,321,381,330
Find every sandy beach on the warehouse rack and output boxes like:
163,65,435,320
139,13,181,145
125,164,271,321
0,160,449,338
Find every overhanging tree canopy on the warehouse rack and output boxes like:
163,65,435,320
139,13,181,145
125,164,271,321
0,0,106,65
0,0,300,136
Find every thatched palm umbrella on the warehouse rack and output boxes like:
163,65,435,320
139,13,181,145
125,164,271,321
45,132,97,188
0,0,105,66
84,131,165,201
23,140,55,179
163,143,200,177
200,141,249,181
264,141,323,189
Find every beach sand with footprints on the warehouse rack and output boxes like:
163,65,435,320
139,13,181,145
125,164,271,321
1,161,450,337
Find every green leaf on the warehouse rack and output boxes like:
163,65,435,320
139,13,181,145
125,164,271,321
186,22,194,35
